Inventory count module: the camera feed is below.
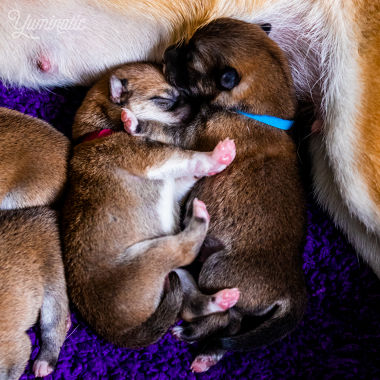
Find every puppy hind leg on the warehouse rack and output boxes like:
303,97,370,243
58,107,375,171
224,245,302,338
175,269,239,321
169,198,210,268
118,198,210,271
189,312,243,372
190,345,226,373
3,334,31,380
33,285,69,378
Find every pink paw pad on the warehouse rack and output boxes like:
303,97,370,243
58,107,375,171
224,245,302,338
33,360,54,378
191,355,218,373
213,288,240,310
66,313,72,333
212,138,236,166
121,108,139,134
193,198,210,222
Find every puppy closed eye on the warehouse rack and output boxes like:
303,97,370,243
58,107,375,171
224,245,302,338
219,67,240,90
151,95,179,111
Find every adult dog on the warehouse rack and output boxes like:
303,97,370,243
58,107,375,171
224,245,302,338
0,0,379,277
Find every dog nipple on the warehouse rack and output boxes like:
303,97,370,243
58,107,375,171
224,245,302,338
37,55,52,73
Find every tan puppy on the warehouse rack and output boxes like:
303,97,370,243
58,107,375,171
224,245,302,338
129,19,306,372
61,63,238,348
0,208,69,380
1,0,378,279
0,108,69,209
0,109,70,379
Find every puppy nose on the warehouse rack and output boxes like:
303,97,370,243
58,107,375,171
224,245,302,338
164,45,178,64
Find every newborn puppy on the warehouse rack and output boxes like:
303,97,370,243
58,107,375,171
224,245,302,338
61,63,238,348
0,107,69,209
0,110,70,379
0,208,69,380
160,19,307,371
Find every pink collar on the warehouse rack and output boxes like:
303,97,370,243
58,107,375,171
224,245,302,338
76,128,115,144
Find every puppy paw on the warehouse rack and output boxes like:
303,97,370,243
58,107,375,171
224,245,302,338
33,360,54,378
191,355,218,373
121,108,139,135
207,138,236,176
66,313,72,333
192,198,210,223
211,288,240,312
171,325,195,343
171,326,184,341
212,138,236,165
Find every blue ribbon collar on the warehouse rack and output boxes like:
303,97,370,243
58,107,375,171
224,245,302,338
236,110,294,131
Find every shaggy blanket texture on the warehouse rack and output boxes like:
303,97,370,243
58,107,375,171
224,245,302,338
1,81,379,379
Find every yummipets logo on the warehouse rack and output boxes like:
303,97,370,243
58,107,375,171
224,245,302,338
8,9,86,40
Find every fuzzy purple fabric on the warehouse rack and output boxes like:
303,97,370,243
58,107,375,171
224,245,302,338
1,80,380,379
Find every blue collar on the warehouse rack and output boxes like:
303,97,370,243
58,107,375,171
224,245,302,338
236,110,294,130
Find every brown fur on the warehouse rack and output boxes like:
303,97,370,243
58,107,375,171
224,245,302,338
61,63,237,348
0,108,70,209
157,19,307,367
0,208,69,380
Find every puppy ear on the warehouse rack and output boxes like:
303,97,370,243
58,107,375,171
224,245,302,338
110,75,128,104
260,23,272,35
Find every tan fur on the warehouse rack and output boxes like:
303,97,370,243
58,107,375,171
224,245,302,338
0,108,70,209
0,208,69,380
62,63,237,348
357,2,380,214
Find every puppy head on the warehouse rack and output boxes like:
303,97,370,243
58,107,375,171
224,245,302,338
164,18,296,118
109,63,192,125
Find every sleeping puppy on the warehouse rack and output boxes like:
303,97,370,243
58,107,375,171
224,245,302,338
0,107,69,209
0,208,69,380
61,62,239,349
159,19,307,371
0,109,70,379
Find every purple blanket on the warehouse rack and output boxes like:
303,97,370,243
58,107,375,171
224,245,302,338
1,81,379,379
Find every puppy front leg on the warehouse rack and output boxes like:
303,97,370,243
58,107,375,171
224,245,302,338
122,108,177,145
172,312,231,343
147,138,236,181
174,269,240,322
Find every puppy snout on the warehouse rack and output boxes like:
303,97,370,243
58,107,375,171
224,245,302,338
163,44,178,64
163,45,190,90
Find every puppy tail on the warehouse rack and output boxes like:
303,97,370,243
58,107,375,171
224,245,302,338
117,271,183,348
218,295,306,352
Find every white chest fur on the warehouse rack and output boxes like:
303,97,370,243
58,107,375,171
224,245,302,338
157,179,177,234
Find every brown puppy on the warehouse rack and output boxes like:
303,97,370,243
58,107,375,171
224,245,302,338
0,108,70,379
0,208,69,380
0,108,69,209
137,19,306,371
61,63,238,349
